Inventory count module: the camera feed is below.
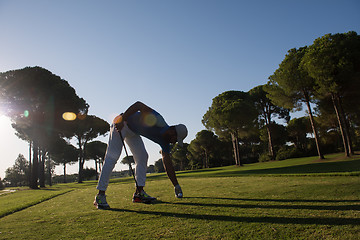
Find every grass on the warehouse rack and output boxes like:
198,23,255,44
174,153,360,177
0,186,73,218
0,153,359,239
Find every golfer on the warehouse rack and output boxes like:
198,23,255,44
94,101,187,209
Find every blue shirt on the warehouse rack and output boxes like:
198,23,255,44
126,110,171,153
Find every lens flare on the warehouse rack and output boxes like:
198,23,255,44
24,110,29,118
144,113,157,127
62,112,77,121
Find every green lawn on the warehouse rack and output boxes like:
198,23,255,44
0,154,359,239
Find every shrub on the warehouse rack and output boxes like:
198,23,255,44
275,146,303,160
258,153,272,162
82,168,97,180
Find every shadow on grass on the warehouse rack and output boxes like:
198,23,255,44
108,207,360,226
0,189,73,218
184,197,360,203
71,157,360,186
38,188,58,191
209,159,360,177
176,168,222,175
170,200,360,211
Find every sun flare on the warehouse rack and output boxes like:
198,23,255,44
0,115,12,134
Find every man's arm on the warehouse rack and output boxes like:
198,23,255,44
162,151,179,187
122,101,153,121
115,101,153,132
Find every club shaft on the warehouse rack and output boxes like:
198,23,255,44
119,131,140,192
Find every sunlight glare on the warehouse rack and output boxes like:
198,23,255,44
62,112,77,121
0,115,12,133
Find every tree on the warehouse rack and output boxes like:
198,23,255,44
154,159,165,173
249,85,290,160
85,141,107,180
50,138,78,183
45,158,56,186
0,66,88,188
187,130,219,168
259,123,288,159
287,117,311,151
4,154,29,187
0,178,4,190
66,115,109,183
202,91,258,166
147,165,155,173
82,168,97,180
267,47,324,159
171,143,189,170
121,156,135,176
302,31,360,157
316,96,351,153
188,131,233,168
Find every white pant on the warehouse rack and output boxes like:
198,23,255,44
96,123,148,191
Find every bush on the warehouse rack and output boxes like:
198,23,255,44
275,146,303,160
258,153,272,162
82,168,97,180
154,159,165,173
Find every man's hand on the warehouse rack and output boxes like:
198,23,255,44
113,115,124,133
115,121,124,133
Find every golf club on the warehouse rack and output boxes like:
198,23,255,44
118,129,140,193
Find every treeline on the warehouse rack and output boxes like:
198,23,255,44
1,31,359,185
155,31,360,171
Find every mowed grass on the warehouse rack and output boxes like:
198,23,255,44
0,186,73,218
0,154,359,239
174,153,360,178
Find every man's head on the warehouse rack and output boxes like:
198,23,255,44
164,124,188,146
174,124,187,147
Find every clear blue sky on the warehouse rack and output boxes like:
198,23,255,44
0,0,359,178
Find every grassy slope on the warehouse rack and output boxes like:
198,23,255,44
0,153,359,239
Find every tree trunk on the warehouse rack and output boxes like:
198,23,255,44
95,159,99,180
39,150,46,188
231,133,239,166
63,163,67,183
236,136,242,166
266,124,275,160
337,95,353,155
203,150,209,168
78,159,83,183
231,132,242,166
28,141,32,187
331,94,350,157
78,138,83,183
263,107,276,160
98,159,103,173
30,144,39,189
47,157,52,186
303,92,324,159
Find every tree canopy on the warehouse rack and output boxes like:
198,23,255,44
4,154,29,187
302,31,360,156
203,90,258,165
0,67,89,188
267,47,324,159
249,85,289,159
